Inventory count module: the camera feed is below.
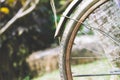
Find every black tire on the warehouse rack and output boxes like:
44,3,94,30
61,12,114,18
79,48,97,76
59,0,120,80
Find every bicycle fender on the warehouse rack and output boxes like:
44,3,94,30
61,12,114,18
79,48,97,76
54,0,82,38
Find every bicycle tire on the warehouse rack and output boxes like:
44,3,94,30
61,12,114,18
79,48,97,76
59,0,120,80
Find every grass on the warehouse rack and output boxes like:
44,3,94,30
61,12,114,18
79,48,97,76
32,70,60,80
32,59,118,80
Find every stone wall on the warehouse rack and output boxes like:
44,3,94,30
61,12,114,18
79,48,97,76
26,36,104,76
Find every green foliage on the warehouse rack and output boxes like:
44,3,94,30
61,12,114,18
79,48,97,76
0,0,67,79
40,0,49,3
23,76,30,80
77,25,94,36
0,0,59,79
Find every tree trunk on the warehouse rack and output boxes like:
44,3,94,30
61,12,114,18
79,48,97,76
86,1,120,67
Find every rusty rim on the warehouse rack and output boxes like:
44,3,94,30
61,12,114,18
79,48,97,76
64,0,108,80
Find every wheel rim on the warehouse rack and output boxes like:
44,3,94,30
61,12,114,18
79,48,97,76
60,0,120,80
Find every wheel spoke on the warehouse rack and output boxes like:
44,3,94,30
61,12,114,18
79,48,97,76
71,56,107,59
73,73,120,77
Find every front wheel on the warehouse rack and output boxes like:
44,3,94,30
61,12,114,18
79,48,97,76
59,0,120,80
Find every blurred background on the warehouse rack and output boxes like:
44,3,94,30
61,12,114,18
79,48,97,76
1,0,120,80
0,0,72,80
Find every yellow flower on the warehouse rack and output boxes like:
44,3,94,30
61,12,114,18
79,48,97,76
0,7,10,14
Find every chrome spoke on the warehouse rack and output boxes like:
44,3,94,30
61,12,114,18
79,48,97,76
73,73,120,77
71,56,106,59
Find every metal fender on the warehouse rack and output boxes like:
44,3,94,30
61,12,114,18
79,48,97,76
54,0,81,38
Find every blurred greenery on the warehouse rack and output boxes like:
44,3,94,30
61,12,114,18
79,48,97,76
0,0,67,79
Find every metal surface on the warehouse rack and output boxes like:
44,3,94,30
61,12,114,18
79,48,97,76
63,0,108,80
73,73,120,77
54,0,81,37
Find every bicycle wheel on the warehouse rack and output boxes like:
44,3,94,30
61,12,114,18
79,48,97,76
59,0,120,80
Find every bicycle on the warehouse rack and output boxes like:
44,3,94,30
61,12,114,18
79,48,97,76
55,0,120,80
